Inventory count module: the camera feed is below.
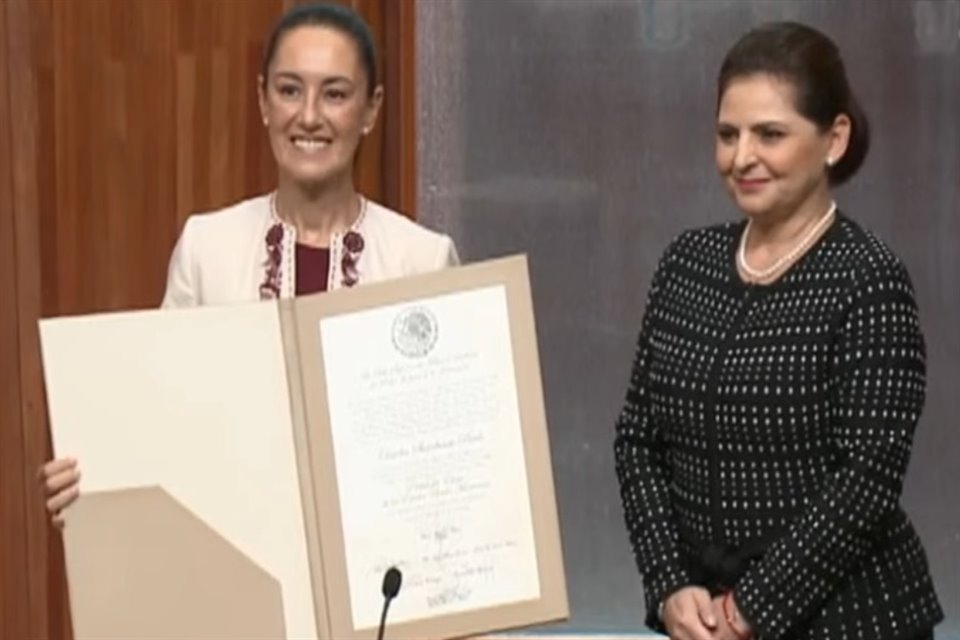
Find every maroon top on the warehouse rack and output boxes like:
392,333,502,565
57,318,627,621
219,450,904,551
295,243,330,295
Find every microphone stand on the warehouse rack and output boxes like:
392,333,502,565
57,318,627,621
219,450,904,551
377,567,402,640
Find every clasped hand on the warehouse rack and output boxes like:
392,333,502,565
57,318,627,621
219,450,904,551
662,586,753,640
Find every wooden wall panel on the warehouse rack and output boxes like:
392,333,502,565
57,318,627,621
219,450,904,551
2,1,61,638
381,0,418,215
0,3,30,635
43,0,285,314
0,1,418,638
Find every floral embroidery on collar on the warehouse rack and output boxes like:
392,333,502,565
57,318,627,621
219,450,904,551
341,227,365,288
258,221,284,300
259,192,367,299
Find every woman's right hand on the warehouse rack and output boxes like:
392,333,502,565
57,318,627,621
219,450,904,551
662,585,718,640
39,457,81,528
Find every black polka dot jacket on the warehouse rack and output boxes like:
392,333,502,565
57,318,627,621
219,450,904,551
614,215,943,639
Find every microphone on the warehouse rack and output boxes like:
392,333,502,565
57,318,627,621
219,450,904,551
376,566,402,640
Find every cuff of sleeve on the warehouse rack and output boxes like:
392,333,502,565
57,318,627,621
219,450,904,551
725,590,755,640
733,579,776,639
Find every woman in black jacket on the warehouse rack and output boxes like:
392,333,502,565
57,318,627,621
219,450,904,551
614,22,943,640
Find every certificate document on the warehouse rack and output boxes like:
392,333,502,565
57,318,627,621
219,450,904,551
41,255,567,640
321,285,539,628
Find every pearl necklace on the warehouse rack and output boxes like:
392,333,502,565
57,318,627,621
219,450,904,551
738,202,837,281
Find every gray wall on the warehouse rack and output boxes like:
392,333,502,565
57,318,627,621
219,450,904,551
417,1,959,636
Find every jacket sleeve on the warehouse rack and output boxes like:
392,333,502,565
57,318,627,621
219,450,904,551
433,234,460,269
614,244,692,634
160,216,200,309
734,259,927,639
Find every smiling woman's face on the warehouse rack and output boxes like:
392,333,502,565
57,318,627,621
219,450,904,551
258,25,381,188
715,73,848,220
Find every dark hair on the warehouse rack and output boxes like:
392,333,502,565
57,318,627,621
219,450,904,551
718,22,870,186
260,2,378,96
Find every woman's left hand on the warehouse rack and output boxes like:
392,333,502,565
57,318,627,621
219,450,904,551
711,594,753,640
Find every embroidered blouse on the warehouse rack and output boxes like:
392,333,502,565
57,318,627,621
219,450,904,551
160,193,459,309
259,193,366,300
294,244,330,295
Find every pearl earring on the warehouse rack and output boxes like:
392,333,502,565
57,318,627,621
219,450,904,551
826,156,835,167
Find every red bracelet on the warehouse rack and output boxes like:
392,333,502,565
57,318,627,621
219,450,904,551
722,591,752,640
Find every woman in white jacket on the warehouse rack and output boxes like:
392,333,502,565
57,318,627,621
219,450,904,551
41,2,458,524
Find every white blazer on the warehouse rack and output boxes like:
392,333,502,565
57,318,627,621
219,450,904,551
161,194,459,308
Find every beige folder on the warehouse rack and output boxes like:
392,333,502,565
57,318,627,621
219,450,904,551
40,255,568,640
